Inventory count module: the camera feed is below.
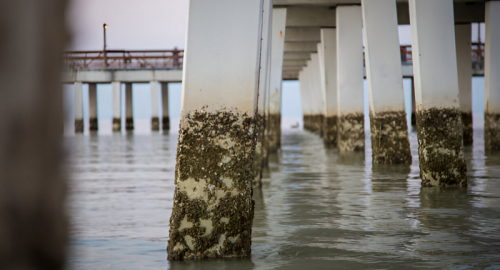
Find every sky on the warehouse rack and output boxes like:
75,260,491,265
64,1,487,131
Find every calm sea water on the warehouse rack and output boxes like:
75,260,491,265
67,118,500,269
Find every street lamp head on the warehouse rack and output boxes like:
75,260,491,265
103,23,107,29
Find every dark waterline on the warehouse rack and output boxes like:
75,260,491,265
67,128,500,269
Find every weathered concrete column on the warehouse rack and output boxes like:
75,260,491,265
320,29,339,146
311,52,325,135
125,83,134,130
254,0,273,188
409,0,467,186
0,0,68,267
261,4,273,171
362,0,411,164
112,81,121,131
161,82,170,131
167,0,264,260
411,78,416,126
150,81,160,131
74,82,84,132
302,64,313,131
268,8,287,153
485,1,500,151
88,83,98,131
336,6,364,152
456,24,473,146
299,68,312,131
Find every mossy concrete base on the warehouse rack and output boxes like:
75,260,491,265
485,113,500,151
461,112,473,146
89,118,98,131
411,112,416,126
126,118,134,130
323,116,338,146
303,115,312,132
163,116,170,130
262,114,269,170
370,111,411,164
112,118,121,131
167,109,256,260
253,114,264,188
314,114,324,136
152,117,160,131
338,113,364,152
75,119,84,133
416,108,467,187
268,114,281,153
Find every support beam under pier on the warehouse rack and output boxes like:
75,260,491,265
161,82,170,131
336,5,364,152
409,0,467,186
88,83,98,131
167,0,264,260
455,24,473,146
74,82,84,132
485,1,500,151
125,83,134,130
150,81,160,131
268,8,287,153
112,81,121,131
320,28,338,146
362,0,411,164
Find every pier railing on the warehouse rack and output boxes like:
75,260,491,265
63,49,184,70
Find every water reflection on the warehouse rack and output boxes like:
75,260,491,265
68,128,500,269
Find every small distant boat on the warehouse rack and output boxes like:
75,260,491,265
291,122,300,129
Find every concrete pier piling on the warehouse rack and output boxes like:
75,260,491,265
150,81,160,131
485,1,500,151
161,82,170,131
311,53,326,135
88,83,98,131
336,6,365,152
74,82,84,132
125,83,134,130
254,0,273,188
362,0,411,164
409,0,467,186
299,67,312,132
319,29,338,146
455,24,473,146
112,81,121,131
167,0,264,260
268,8,287,153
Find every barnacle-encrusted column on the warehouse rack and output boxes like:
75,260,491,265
150,81,160,131
161,82,170,131
112,81,121,131
409,0,467,186
456,24,473,146
125,83,134,130
336,6,364,152
74,82,84,132
268,8,287,153
88,83,98,131
485,1,500,151
362,0,411,164
311,53,325,136
167,0,264,260
299,68,312,132
253,0,273,188
320,29,339,146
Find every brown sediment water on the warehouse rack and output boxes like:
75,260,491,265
67,122,500,269
370,110,411,164
485,113,500,151
416,107,467,187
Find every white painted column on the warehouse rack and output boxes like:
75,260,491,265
125,83,134,130
88,83,98,131
74,82,84,132
455,24,473,146
262,3,274,170
362,0,411,164
299,69,310,130
317,43,327,136
336,5,364,152
161,82,170,131
167,0,264,260
254,0,273,188
485,1,500,151
320,28,339,146
150,81,160,131
268,8,287,153
112,81,121,131
409,0,466,186
311,53,325,135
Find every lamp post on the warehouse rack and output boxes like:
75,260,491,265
103,23,108,67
